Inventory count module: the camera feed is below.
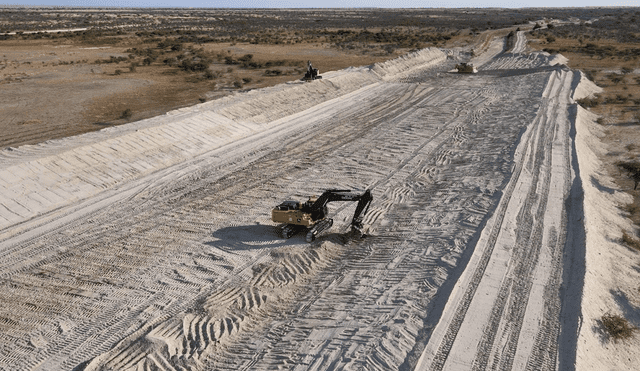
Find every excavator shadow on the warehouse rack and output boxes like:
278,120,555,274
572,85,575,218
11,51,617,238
205,224,308,251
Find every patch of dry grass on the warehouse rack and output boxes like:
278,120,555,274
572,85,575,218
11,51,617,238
622,231,640,251
600,312,637,343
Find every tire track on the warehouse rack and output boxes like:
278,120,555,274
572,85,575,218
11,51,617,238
417,69,575,371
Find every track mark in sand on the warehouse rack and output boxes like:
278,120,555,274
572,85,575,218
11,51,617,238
418,69,576,371
83,243,333,371
198,71,549,370
0,45,574,371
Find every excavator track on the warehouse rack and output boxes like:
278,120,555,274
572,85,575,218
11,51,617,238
306,219,333,242
280,225,297,239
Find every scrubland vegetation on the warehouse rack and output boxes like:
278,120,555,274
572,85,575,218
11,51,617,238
525,11,640,255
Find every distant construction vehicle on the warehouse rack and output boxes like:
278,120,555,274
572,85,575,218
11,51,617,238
455,62,478,73
271,189,372,242
302,60,322,81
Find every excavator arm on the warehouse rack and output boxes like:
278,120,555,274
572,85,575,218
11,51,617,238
305,189,372,230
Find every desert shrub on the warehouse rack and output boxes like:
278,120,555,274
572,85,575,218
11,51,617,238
623,197,640,226
179,60,209,72
577,95,600,108
203,69,215,80
243,61,262,69
600,312,637,342
232,80,243,88
114,69,122,75
120,108,132,119
622,231,640,250
129,62,138,72
163,57,177,66
242,77,252,84
264,69,282,76
617,161,640,190
547,36,556,43
238,54,253,63
608,74,624,84
110,56,128,64
621,66,634,74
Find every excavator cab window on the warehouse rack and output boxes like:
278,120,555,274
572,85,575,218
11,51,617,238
276,201,299,211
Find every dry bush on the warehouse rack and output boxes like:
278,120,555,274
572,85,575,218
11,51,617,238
623,198,640,226
622,230,640,251
617,161,640,190
577,95,601,108
600,312,637,343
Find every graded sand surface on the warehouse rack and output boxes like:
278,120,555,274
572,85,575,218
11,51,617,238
0,31,638,371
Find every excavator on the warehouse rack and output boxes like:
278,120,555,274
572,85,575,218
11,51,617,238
271,189,372,242
455,62,478,74
302,60,322,81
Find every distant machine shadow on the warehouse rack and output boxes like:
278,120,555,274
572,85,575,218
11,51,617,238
205,224,302,251
590,175,617,195
609,121,640,127
611,289,640,327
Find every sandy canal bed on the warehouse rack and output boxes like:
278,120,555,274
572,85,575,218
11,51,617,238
1,31,638,371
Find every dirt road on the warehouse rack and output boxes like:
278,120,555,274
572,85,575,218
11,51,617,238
0,34,590,370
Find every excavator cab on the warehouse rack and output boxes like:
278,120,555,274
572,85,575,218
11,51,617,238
275,200,300,211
